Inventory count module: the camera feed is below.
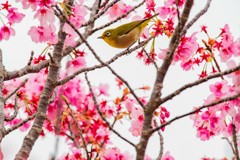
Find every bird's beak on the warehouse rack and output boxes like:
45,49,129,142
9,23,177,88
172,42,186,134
97,36,103,39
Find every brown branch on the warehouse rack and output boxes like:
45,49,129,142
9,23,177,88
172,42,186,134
67,124,81,149
14,0,71,158
222,137,236,156
151,92,240,133
143,49,158,70
81,0,120,27
182,0,212,36
57,37,152,86
161,65,240,104
5,113,36,135
4,95,19,122
55,6,149,108
63,97,90,160
27,51,34,66
92,0,145,33
4,78,28,103
153,119,164,160
0,49,6,141
136,1,196,159
232,124,240,160
5,60,49,81
85,73,136,148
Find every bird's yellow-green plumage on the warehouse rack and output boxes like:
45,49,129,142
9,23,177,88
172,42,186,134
98,14,158,48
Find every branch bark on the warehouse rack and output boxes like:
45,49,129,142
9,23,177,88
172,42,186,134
136,1,194,159
14,0,71,158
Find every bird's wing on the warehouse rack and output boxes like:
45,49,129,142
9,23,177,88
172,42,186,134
116,14,159,36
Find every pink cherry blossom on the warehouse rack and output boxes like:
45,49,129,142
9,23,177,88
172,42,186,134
129,107,144,136
174,32,198,62
66,57,86,73
0,25,15,40
28,25,57,43
219,24,236,62
34,7,55,25
6,7,25,24
106,1,132,20
62,23,78,46
209,80,230,97
98,83,110,96
101,147,133,160
162,151,175,160
16,0,38,10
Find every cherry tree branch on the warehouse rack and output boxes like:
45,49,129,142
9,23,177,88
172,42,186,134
151,93,240,133
55,5,149,108
153,119,164,160
4,78,28,103
161,65,240,104
92,0,145,33
4,95,19,122
5,113,36,135
14,0,72,159
57,37,152,86
232,124,240,160
0,49,6,141
81,0,120,27
182,0,212,35
5,60,49,81
222,137,236,156
85,73,136,148
63,97,90,160
136,1,194,159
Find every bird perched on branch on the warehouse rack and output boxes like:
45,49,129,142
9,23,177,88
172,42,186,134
98,14,159,48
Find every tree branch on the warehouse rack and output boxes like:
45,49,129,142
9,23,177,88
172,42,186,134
92,0,145,33
151,93,240,133
161,65,240,104
4,95,19,122
5,113,36,135
4,78,28,103
232,124,240,160
85,73,136,148
0,49,6,141
14,0,71,158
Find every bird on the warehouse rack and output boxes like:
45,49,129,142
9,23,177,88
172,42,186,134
98,14,159,48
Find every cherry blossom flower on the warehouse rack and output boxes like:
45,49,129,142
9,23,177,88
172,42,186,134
6,7,25,24
0,25,15,40
28,25,57,43
34,7,55,25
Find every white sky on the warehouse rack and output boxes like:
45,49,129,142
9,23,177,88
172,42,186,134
1,0,240,159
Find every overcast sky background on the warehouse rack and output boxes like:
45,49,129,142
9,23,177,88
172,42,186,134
1,0,240,159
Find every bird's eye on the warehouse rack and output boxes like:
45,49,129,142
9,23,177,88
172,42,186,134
105,32,111,37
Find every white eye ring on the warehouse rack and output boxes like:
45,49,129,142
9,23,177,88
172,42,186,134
105,32,111,37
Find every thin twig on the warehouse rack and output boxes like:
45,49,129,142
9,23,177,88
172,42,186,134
27,51,34,66
5,113,36,135
62,97,90,160
161,64,240,104
232,124,240,160
153,119,164,160
151,93,240,133
222,137,236,156
67,124,81,149
80,0,120,27
4,78,28,103
57,37,153,86
4,95,19,122
181,0,212,36
55,6,149,108
175,0,181,23
92,0,145,33
143,49,158,70
85,72,136,148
